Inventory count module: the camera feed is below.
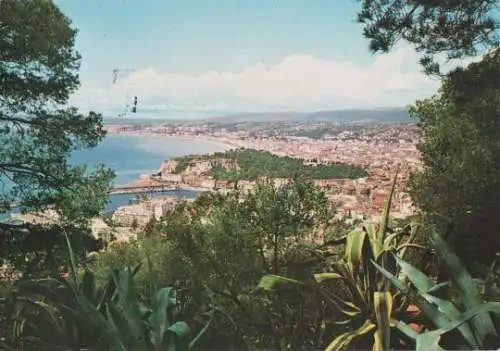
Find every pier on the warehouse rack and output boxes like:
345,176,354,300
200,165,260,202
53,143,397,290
109,185,180,195
109,177,183,195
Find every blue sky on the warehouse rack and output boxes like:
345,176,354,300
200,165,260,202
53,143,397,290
55,0,440,117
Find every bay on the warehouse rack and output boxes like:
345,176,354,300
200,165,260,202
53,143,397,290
2,134,230,218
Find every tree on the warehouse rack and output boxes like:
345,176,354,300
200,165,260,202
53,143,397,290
143,179,332,349
355,0,500,273
408,50,500,273
356,0,500,74
0,0,114,224
243,177,328,274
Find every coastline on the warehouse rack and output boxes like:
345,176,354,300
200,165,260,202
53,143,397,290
105,129,241,150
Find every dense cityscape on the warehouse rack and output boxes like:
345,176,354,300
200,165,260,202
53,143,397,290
98,120,421,236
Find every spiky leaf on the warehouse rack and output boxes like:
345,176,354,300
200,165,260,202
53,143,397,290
374,291,393,351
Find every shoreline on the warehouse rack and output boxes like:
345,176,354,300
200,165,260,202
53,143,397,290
105,129,241,150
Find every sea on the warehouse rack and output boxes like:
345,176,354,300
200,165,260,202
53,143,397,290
1,134,230,220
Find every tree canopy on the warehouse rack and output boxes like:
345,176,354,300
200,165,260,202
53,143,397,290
357,0,500,74
408,50,500,271
0,0,114,223
172,148,368,180
88,178,334,349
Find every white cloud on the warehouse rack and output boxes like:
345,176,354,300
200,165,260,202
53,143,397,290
70,45,443,115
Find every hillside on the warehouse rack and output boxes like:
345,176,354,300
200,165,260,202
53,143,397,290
170,149,368,180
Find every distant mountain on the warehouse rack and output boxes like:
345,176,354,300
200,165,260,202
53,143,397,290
303,108,413,123
205,112,309,123
103,107,414,125
206,107,413,124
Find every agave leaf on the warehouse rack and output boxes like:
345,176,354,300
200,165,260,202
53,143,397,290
81,270,96,303
346,229,368,270
383,231,405,250
415,330,443,351
111,268,149,349
398,221,420,261
105,303,132,350
325,320,376,351
430,230,497,340
347,228,378,298
425,295,479,349
314,285,363,317
147,255,158,303
62,228,78,288
72,290,124,348
414,302,500,351
395,256,436,293
333,319,352,325
167,321,190,337
165,321,191,350
257,275,305,290
188,319,212,350
437,302,500,335
96,273,117,312
377,169,398,251
151,287,175,348
371,260,454,330
427,282,450,296
396,243,428,252
393,319,420,341
313,273,343,283
374,292,393,351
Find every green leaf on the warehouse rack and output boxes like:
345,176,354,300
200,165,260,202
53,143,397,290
151,287,175,348
62,228,78,288
313,272,343,283
110,268,149,349
383,231,405,249
374,291,392,351
413,303,500,351
188,319,212,350
325,320,376,351
371,259,454,330
415,330,442,351
377,169,398,250
393,319,419,342
105,303,131,350
346,229,368,271
427,282,450,295
257,275,305,290
425,294,478,349
395,255,436,293
430,230,497,341
166,321,191,349
81,269,96,303
167,321,190,338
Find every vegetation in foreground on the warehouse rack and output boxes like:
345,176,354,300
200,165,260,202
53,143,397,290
172,148,368,180
6,177,500,350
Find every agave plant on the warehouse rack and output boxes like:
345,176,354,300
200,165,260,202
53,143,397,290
258,171,426,350
373,229,500,350
4,230,212,350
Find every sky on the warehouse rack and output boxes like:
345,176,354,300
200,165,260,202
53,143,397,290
55,0,446,118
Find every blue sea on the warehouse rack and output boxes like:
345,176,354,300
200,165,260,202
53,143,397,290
2,134,230,219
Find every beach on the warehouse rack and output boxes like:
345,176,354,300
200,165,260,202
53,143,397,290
104,128,241,150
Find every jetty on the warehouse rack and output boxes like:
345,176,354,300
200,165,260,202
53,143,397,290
109,179,180,195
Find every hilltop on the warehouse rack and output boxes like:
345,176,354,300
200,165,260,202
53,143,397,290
166,149,368,181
